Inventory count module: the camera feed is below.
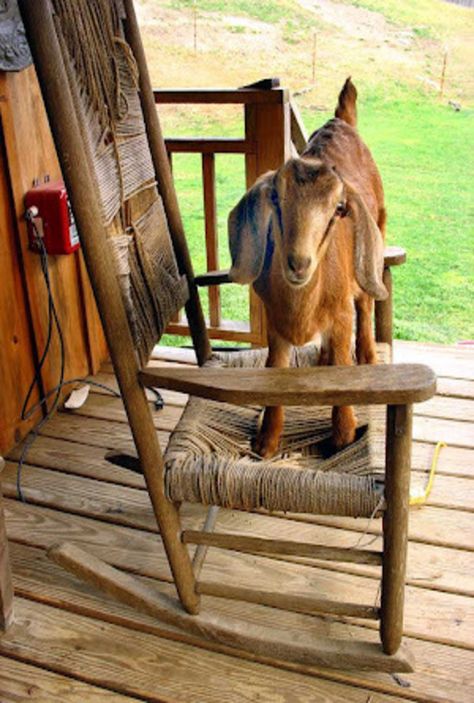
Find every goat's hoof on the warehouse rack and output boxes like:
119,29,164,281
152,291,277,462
252,432,280,459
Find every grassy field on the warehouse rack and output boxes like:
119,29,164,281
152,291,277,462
139,0,474,344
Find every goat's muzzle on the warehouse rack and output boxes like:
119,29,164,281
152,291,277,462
286,253,313,286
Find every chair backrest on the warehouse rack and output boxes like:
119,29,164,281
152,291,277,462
23,0,208,367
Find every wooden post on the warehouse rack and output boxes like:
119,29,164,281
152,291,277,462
202,153,220,327
19,0,200,615
375,266,393,354
244,90,292,346
381,404,412,655
0,458,14,632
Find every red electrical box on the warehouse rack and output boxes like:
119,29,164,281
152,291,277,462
25,181,80,255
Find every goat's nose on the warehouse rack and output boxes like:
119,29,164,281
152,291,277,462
287,254,312,276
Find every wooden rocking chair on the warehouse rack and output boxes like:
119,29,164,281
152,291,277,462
19,0,436,672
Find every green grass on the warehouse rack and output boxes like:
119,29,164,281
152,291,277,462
164,86,473,344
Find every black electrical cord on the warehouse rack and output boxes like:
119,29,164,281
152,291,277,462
17,211,122,501
17,209,165,500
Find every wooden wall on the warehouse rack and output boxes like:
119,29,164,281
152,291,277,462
0,66,107,455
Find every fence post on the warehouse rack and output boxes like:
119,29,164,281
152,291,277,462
244,90,292,347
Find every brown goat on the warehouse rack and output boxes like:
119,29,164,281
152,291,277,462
228,78,388,458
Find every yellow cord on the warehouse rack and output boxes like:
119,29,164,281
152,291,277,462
409,441,447,506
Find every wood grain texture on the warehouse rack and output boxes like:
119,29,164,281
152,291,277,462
139,363,436,406
0,597,416,703
48,542,410,672
183,529,382,565
0,116,40,453
381,405,412,654
0,459,13,631
3,462,474,597
0,656,141,702
8,541,474,703
5,499,474,649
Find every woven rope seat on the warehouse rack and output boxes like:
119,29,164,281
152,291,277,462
164,343,389,518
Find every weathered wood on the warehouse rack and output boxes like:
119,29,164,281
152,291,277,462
1,597,418,703
375,267,393,349
3,462,474,597
10,541,474,703
0,124,40,453
192,506,220,579
244,94,292,346
383,246,406,267
0,459,13,632
123,0,211,367
6,500,474,649
20,0,199,614
197,580,380,620
139,363,436,406
202,153,221,327
290,99,309,154
154,88,289,105
183,530,382,565
166,138,255,154
381,405,413,655
47,542,411,672
0,655,141,702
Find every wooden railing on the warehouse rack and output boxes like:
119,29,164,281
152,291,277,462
155,82,307,346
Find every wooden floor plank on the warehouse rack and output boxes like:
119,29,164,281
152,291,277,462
7,436,145,489
415,396,474,422
0,597,415,703
68,393,184,431
436,377,474,400
37,414,169,453
412,416,474,449
4,499,474,649
8,434,474,485
10,541,474,703
2,462,474,597
393,342,474,380
0,656,142,702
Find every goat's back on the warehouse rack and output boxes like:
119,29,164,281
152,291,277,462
303,118,383,218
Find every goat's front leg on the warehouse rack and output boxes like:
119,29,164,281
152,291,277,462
355,293,377,365
253,330,292,459
328,312,357,450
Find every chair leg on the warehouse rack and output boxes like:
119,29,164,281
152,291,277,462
380,404,412,655
375,267,393,355
0,459,14,632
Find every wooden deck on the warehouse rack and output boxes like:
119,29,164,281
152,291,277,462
1,341,473,702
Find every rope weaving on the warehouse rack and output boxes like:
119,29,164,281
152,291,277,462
51,0,188,363
164,344,389,517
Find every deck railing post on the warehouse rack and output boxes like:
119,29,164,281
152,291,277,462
245,92,292,347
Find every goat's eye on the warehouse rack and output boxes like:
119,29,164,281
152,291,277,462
336,201,348,217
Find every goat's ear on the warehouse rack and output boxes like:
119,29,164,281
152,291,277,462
228,171,275,284
345,184,388,301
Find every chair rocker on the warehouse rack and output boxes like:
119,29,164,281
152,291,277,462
20,0,436,673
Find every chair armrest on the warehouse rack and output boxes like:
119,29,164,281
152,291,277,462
139,363,436,407
384,246,406,268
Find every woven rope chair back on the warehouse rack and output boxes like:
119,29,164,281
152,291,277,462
50,0,188,365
